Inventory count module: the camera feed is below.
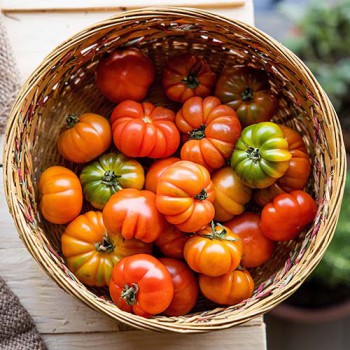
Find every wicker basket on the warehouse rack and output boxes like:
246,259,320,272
3,7,346,332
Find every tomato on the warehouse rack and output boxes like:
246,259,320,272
214,65,279,127
103,188,167,243
145,157,180,193
224,212,276,268
199,268,254,305
176,96,241,172
158,258,198,316
57,113,112,164
254,125,311,206
61,211,152,287
109,254,174,317
95,48,155,103
162,52,216,103
156,160,215,232
184,223,243,277
110,100,180,159
260,190,317,241
155,224,189,259
211,167,252,222
80,152,145,209
230,122,292,189
38,166,83,224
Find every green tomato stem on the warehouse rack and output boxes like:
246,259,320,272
121,283,139,305
194,188,208,201
65,114,79,128
189,124,206,140
94,233,115,253
102,170,122,190
241,87,254,102
246,146,261,163
181,60,202,89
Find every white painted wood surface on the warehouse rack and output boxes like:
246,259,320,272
0,1,266,349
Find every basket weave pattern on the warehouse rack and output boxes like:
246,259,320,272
3,8,346,332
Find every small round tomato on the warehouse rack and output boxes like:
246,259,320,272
199,268,254,305
159,258,198,316
162,52,216,103
230,122,292,189
225,212,276,268
95,48,155,103
212,167,252,222
215,65,279,127
155,224,189,259
176,96,241,172
145,157,180,193
260,190,317,241
184,223,243,277
61,211,152,287
110,100,180,159
38,166,83,224
109,254,174,317
57,113,112,164
103,188,167,243
80,152,145,209
156,160,215,232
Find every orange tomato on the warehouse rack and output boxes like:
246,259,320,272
57,113,111,163
38,166,83,224
199,268,254,305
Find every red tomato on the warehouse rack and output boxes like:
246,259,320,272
199,268,254,306
159,258,198,316
224,212,276,268
103,188,167,243
260,190,317,241
176,96,241,172
156,160,215,232
162,52,216,103
109,254,174,317
145,157,180,193
95,48,155,103
110,100,180,159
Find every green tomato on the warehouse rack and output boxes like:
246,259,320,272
230,122,291,189
80,152,145,209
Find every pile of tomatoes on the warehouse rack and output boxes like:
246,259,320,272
38,48,317,318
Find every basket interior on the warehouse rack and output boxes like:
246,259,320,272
5,9,344,329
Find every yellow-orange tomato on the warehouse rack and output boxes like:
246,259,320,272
61,211,152,287
38,166,83,224
57,113,112,163
184,224,243,277
199,268,254,305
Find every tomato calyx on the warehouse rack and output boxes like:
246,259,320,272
246,146,261,163
181,60,202,89
189,124,206,140
241,87,254,102
199,221,239,242
65,114,80,129
121,283,139,305
94,233,115,253
194,188,208,201
101,170,122,190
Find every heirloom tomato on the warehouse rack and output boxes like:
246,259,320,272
162,52,216,103
260,190,317,241
110,100,180,158
80,152,145,209
103,188,167,243
156,160,215,232
254,125,311,206
109,254,174,317
159,258,199,316
225,212,276,268
155,224,189,259
57,113,112,164
145,157,180,193
183,223,243,277
230,122,292,189
214,66,279,127
61,211,152,287
199,268,254,305
38,166,83,224
211,167,252,222
95,48,155,103
176,96,241,172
